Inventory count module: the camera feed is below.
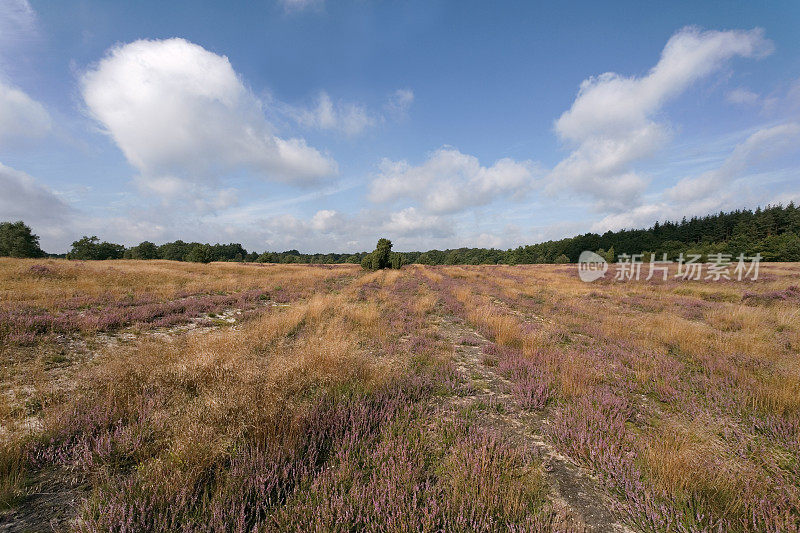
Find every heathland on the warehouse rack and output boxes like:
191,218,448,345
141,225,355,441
1,259,799,531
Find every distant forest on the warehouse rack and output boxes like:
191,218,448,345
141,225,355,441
2,204,800,263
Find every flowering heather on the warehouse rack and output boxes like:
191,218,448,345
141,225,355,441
0,289,274,343
2,259,800,531
1,260,353,345
429,263,800,531
26,264,55,278
743,284,800,304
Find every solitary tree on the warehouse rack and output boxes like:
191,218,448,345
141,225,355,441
362,238,400,270
0,221,45,258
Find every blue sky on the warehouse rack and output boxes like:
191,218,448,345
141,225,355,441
1,0,799,253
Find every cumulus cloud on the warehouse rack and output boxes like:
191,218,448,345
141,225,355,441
382,207,452,238
370,147,538,214
310,209,347,233
0,78,51,144
295,92,376,137
239,210,359,252
81,38,337,195
548,26,772,210
200,205,451,253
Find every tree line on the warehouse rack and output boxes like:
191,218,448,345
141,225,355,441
2,203,800,263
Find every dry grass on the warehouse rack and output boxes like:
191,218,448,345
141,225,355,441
429,262,800,530
0,260,561,531
1,259,799,531
0,258,355,308
0,442,25,509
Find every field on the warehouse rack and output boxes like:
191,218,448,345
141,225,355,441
1,258,799,532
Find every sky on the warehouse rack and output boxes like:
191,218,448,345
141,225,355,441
1,0,800,254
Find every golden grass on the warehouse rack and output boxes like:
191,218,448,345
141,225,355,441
0,258,357,309
432,262,800,528
2,259,799,530
641,417,740,508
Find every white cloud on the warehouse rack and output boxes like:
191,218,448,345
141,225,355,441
0,0,36,52
592,122,800,232
370,147,538,214
244,211,359,252
81,38,337,194
133,174,239,214
590,203,673,233
0,78,51,144
310,209,347,233
385,88,414,118
382,207,451,237
469,233,505,249
548,26,772,210
295,92,375,137
667,122,800,203
291,88,414,137
198,205,451,253
726,87,760,105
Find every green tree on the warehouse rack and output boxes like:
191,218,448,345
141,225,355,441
185,244,214,263
159,240,190,261
0,221,45,257
361,238,395,270
360,253,373,270
370,238,392,269
390,252,406,269
68,236,125,260
126,241,159,260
